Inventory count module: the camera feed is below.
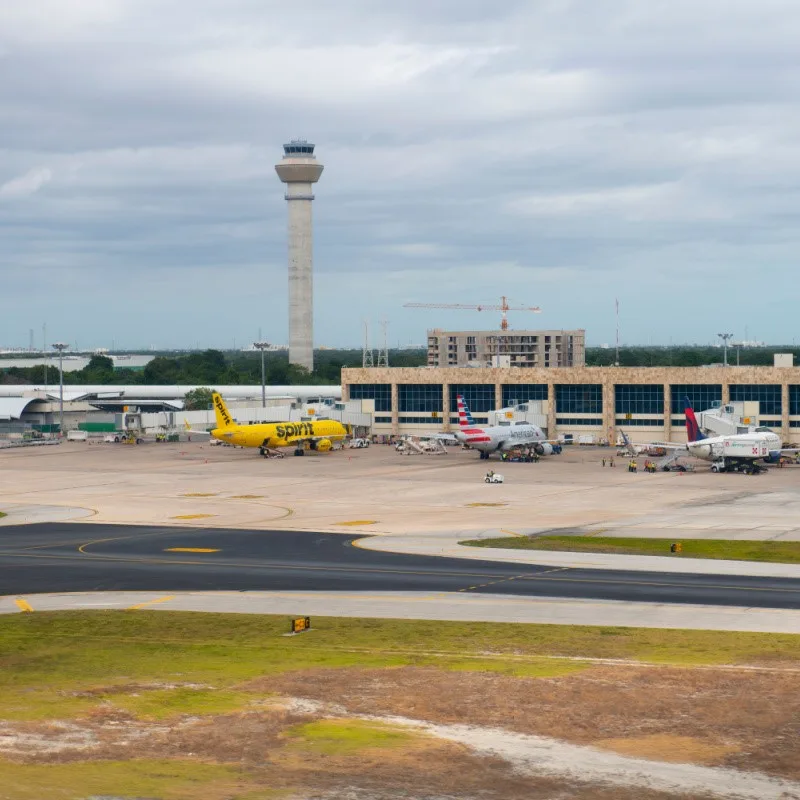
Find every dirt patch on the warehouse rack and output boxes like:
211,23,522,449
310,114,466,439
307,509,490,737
261,664,800,779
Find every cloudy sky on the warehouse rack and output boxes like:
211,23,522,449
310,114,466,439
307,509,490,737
2,0,800,351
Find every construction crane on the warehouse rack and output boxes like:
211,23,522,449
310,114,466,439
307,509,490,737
403,296,541,331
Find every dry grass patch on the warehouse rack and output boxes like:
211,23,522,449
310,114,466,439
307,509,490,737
0,710,702,800
265,663,800,779
595,733,739,764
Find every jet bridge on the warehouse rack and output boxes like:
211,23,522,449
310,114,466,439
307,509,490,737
697,401,755,438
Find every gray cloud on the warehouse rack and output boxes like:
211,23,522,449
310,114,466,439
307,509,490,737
2,0,800,350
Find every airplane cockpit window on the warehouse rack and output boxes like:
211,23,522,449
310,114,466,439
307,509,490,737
498,421,511,426
514,421,532,426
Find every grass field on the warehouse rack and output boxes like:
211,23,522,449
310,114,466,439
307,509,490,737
463,535,800,563
1,611,799,721
1,612,799,799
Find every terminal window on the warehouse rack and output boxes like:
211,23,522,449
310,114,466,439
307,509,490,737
555,384,603,414
502,384,548,407
730,384,782,416
449,384,495,413
790,386,800,415
398,384,443,413
348,383,392,412
670,384,722,414
615,384,664,415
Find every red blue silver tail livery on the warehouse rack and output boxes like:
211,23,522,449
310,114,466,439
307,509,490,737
683,396,707,442
454,394,554,459
456,394,477,427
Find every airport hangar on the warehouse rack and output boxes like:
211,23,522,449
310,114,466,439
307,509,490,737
342,361,800,442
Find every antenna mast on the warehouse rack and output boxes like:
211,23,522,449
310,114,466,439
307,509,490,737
377,320,389,367
362,320,374,368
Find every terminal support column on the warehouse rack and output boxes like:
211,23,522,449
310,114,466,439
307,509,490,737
442,383,451,432
547,383,556,438
663,383,672,441
722,382,730,404
602,381,615,445
495,383,503,412
341,384,350,402
782,383,790,440
391,383,399,436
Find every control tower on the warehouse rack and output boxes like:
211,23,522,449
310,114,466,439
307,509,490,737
275,139,324,372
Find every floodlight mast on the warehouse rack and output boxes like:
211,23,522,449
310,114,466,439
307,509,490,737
253,342,270,408
51,342,69,435
717,332,734,368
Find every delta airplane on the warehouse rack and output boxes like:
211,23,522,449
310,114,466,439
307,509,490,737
453,395,556,459
187,393,348,457
631,397,793,473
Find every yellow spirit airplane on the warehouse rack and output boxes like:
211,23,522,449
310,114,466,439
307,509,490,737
188,393,349,457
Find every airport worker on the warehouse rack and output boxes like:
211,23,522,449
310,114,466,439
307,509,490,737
610,458,614,468
602,458,606,467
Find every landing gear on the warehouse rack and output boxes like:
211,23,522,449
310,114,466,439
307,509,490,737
479,451,489,460
294,448,305,457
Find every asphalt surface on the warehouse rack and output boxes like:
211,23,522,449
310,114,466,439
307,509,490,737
1,523,800,610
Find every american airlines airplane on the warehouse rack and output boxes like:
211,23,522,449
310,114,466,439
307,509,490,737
453,395,557,459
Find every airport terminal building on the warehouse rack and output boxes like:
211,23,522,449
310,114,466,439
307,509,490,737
342,363,800,442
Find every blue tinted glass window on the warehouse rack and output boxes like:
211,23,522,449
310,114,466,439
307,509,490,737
348,383,391,412
502,384,548,407
449,384,495,413
615,384,664,415
556,418,603,426
556,384,602,414
730,384,782,415
398,384,443,413
670,385,722,414
791,386,800,415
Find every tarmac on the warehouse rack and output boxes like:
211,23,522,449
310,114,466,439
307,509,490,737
4,589,799,633
2,440,800,631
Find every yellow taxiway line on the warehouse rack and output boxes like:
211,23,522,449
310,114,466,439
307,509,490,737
164,548,220,553
14,598,33,613
126,595,175,611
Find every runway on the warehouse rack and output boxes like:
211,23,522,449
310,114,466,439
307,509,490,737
1,523,800,610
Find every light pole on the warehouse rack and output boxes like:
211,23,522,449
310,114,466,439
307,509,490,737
51,342,69,435
253,342,270,409
717,333,733,368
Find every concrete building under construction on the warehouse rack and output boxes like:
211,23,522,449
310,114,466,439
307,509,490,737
426,329,585,368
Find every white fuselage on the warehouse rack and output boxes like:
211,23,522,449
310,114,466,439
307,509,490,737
686,431,781,462
454,420,548,454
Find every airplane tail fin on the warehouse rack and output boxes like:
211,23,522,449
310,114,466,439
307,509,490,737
683,396,706,442
456,395,476,428
212,393,235,429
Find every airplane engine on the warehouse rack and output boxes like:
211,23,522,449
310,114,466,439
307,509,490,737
693,443,713,459
534,443,553,456
316,438,332,452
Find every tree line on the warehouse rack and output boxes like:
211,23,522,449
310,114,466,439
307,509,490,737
0,349,429,387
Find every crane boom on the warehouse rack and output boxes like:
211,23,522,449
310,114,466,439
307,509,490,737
403,295,541,330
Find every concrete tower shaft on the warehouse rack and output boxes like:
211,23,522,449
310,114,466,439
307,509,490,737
275,140,324,373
